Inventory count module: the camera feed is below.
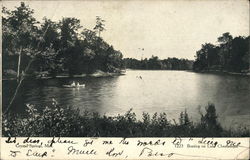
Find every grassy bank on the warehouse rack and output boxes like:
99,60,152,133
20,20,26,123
3,100,249,137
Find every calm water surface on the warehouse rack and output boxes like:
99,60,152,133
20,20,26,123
3,70,250,128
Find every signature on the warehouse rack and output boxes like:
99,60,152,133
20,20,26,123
139,147,174,157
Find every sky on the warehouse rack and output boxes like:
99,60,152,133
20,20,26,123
2,0,249,60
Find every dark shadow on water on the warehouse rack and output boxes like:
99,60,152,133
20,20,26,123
3,76,119,115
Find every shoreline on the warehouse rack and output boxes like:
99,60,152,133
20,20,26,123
2,70,126,81
193,70,250,76
3,69,250,81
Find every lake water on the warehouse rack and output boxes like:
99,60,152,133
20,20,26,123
3,70,250,129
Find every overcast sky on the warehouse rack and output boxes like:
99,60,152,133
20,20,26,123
3,0,249,60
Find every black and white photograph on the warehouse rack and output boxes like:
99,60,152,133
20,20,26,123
2,0,250,138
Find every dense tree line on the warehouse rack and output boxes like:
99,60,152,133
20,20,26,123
193,32,250,73
2,2,123,79
123,56,193,70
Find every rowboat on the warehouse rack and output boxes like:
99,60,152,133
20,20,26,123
63,84,85,88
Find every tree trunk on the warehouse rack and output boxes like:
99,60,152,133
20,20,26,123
17,47,23,81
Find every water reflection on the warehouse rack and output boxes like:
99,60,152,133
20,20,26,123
3,70,250,128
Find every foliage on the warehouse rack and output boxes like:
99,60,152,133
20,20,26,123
93,16,105,37
2,2,123,79
123,56,193,70
2,2,41,73
193,32,250,73
3,101,249,137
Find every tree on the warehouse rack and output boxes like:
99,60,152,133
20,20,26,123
217,32,233,69
148,55,161,69
123,57,193,70
230,36,249,72
193,32,249,73
30,18,62,74
60,17,82,49
3,3,124,78
58,17,83,75
40,18,60,51
81,29,98,46
106,46,123,72
2,2,41,80
93,16,105,37
201,103,222,132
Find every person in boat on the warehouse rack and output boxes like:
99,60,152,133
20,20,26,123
71,81,76,86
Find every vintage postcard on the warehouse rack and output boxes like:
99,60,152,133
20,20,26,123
1,0,249,159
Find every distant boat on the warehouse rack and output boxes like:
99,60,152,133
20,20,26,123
63,84,85,88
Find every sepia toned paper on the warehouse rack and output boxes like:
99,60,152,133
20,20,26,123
1,0,250,159
0,137,249,159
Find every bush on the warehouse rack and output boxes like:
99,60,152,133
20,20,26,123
2,101,249,137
